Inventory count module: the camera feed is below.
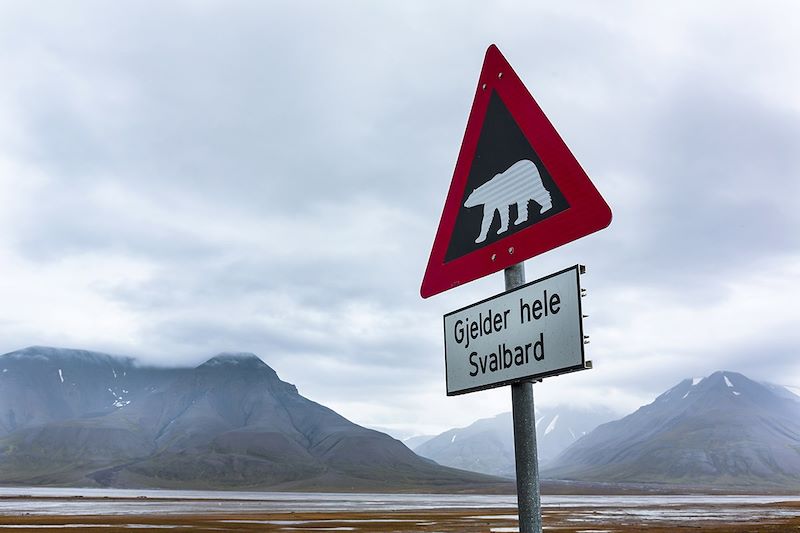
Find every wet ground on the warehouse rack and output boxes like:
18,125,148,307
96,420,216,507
1,504,800,531
0,490,799,531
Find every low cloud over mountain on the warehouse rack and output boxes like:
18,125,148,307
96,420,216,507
0,347,509,492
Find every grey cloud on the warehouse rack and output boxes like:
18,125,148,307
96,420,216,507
0,1,798,434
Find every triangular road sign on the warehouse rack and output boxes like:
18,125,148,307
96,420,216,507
421,45,612,298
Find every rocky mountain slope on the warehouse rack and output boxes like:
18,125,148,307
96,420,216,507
414,406,616,478
0,346,187,437
542,371,800,490
0,347,509,492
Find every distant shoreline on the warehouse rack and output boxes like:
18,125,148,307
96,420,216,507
2,480,800,496
1,497,800,532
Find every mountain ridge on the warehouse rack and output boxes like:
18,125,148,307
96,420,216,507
414,405,616,478
542,370,800,489
0,346,511,492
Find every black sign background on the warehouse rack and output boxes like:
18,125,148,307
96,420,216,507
444,91,569,263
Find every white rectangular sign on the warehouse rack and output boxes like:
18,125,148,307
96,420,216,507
444,265,586,395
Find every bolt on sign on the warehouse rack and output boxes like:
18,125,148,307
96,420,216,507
444,265,587,395
421,45,612,299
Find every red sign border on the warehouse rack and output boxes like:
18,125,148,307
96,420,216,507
420,45,612,298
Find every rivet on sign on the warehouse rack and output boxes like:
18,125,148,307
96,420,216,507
491,253,497,261
508,247,514,254
498,72,503,79
481,83,487,90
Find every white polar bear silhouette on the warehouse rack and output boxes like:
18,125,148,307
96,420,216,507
464,159,553,244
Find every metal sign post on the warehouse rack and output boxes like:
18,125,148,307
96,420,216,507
506,263,542,533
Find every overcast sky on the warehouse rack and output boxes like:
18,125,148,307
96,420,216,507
0,1,798,438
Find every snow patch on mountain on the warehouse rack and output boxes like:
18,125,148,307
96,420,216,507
692,377,703,386
724,375,734,387
107,387,130,408
785,386,800,399
544,415,559,436
58,369,64,383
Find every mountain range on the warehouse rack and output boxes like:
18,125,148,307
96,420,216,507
5,347,799,492
413,371,800,491
413,406,616,478
0,346,510,492
542,371,800,490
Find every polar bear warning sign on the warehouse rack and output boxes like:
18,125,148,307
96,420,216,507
420,45,612,298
